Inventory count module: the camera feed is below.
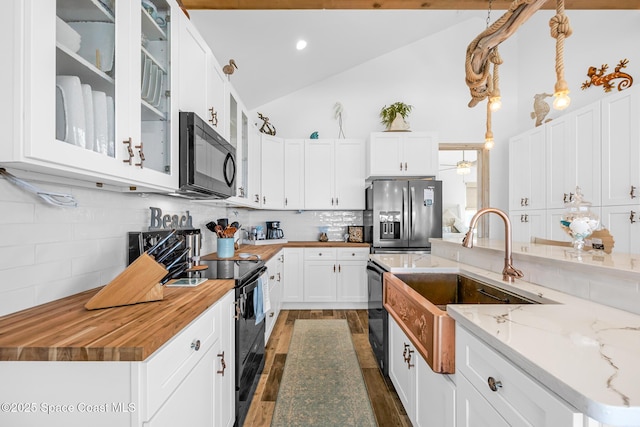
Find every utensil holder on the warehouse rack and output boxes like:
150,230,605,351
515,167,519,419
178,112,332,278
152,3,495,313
84,253,167,310
217,238,234,258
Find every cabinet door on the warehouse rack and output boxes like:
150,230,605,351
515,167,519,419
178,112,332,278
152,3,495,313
601,205,640,254
509,127,546,211
305,139,335,209
509,210,546,243
283,248,304,303
260,135,285,208
368,133,403,176
146,345,215,426
303,260,337,302
206,52,226,136
403,133,438,176
216,292,235,427
334,139,365,210
388,316,416,423
602,86,640,206
246,125,262,207
456,373,510,427
415,354,455,427
284,139,305,209
177,14,208,120
336,260,367,302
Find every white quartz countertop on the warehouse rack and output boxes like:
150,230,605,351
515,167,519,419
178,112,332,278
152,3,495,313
370,252,640,426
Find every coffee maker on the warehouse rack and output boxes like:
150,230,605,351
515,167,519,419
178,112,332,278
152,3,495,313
266,221,284,239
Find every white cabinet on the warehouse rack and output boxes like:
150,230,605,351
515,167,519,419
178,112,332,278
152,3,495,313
601,85,640,207
545,103,601,210
303,247,369,306
509,127,546,212
282,248,304,304
260,134,285,209
601,205,640,255
1,0,178,192
0,290,235,426
367,132,439,177
177,13,208,123
284,139,305,209
455,325,583,427
509,209,546,243
265,250,284,343
389,315,455,427
304,139,365,210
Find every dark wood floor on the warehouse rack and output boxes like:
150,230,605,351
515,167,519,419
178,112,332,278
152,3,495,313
244,309,412,426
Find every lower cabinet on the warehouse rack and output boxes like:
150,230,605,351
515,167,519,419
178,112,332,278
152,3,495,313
302,247,369,307
388,315,456,427
265,250,284,343
0,290,236,427
455,325,583,427
282,247,304,303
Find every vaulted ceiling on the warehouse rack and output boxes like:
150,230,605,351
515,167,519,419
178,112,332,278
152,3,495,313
184,1,638,109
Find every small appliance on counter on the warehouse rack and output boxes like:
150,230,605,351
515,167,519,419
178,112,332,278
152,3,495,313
266,221,285,239
242,222,287,245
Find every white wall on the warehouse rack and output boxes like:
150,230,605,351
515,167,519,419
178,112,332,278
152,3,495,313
251,11,640,238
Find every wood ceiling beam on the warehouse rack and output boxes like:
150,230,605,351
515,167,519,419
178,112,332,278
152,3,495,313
180,0,639,10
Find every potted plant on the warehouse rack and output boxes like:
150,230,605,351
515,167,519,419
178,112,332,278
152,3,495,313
380,102,413,131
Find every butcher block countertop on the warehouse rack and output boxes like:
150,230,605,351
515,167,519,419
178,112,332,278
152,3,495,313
201,241,370,261
0,279,234,362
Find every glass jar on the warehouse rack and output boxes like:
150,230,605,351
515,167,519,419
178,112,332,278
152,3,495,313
560,187,600,252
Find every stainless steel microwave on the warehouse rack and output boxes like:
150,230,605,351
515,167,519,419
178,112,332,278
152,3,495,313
177,111,236,199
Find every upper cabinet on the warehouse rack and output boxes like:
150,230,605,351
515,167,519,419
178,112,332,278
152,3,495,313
1,0,179,191
305,139,365,210
509,127,546,212
367,132,439,178
260,134,285,209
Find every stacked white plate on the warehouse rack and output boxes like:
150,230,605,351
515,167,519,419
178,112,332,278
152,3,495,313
56,76,86,148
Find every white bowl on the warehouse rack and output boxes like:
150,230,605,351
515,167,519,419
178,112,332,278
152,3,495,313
56,16,81,53
68,21,115,72
81,84,94,151
55,75,86,148
92,91,108,154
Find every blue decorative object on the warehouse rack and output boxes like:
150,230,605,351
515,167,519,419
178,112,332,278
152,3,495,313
310,131,319,139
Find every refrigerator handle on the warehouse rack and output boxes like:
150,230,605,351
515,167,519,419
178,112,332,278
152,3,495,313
402,186,408,241
410,185,416,238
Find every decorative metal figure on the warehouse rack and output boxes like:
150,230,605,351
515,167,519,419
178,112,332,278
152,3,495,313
581,58,633,92
258,112,276,136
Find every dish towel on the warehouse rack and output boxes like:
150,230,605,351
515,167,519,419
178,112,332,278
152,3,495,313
254,273,268,325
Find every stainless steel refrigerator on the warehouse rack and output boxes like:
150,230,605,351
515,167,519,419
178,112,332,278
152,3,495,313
365,179,442,253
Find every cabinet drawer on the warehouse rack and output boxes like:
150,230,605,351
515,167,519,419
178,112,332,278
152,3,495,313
304,248,337,260
456,326,583,427
145,303,220,418
337,247,369,261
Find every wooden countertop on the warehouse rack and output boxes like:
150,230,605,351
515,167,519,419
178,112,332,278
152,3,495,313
0,280,234,362
201,241,370,262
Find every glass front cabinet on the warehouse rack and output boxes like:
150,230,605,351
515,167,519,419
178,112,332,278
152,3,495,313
1,0,179,191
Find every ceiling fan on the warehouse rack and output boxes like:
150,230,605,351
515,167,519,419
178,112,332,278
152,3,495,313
440,151,477,175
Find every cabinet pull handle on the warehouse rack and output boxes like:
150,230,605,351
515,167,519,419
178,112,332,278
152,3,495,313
331,197,334,206
269,312,274,317
525,214,529,223
234,302,241,320
403,343,414,368
352,253,355,256
563,193,567,203
191,339,201,351
135,142,145,168
400,162,403,171
520,214,525,223
630,211,636,224
285,197,288,206
277,272,281,281
217,351,226,375
487,376,503,392
524,197,529,206
333,264,336,273
404,162,408,171
335,197,338,206
209,107,218,127
269,275,275,280
263,196,266,204
569,192,574,202
123,138,134,165
255,194,260,203
338,264,341,273
631,186,637,199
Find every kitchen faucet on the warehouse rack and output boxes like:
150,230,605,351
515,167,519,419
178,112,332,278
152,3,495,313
462,207,524,283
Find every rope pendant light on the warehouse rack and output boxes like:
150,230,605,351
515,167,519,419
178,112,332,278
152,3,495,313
549,0,573,110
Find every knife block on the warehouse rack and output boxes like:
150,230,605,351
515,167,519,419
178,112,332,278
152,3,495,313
85,253,167,310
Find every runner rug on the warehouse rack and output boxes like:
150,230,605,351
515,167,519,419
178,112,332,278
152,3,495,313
271,319,377,427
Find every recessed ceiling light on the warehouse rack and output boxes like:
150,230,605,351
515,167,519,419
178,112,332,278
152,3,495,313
296,40,307,50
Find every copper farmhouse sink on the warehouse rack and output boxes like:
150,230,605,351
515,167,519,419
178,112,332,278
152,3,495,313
383,272,543,374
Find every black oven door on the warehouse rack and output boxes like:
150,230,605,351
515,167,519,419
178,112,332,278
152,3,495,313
367,260,389,377
235,270,266,427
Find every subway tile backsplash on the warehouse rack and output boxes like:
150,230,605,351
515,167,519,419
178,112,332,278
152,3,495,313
0,178,366,316
0,178,228,316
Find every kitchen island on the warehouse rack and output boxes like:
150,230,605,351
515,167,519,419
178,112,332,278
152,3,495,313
372,239,640,426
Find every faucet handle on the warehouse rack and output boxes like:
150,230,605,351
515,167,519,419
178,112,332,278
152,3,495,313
503,263,524,282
